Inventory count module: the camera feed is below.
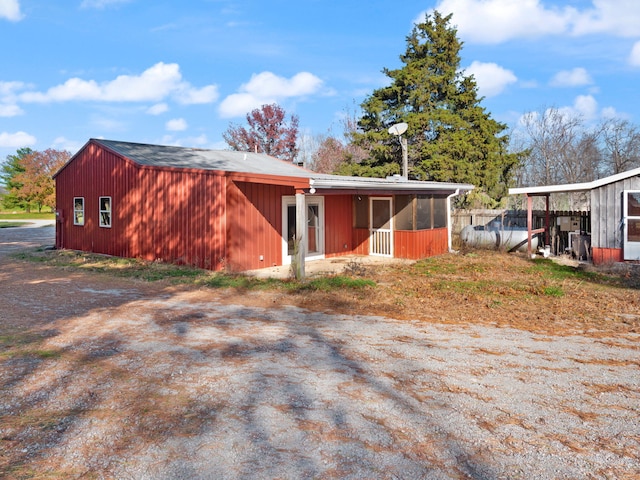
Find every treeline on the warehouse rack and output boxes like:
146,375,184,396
512,109,640,188
0,148,70,213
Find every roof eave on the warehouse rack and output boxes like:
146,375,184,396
311,178,474,193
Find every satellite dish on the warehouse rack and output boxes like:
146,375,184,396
388,122,408,136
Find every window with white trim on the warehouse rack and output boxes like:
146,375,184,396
99,196,112,228
73,197,84,226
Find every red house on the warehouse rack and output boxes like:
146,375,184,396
54,139,473,275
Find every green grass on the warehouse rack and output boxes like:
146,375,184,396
542,285,564,297
527,258,601,281
0,221,29,228
0,212,55,220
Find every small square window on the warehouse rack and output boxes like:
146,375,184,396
73,197,84,226
99,196,112,228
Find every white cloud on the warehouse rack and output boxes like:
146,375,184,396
80,0,131,9
165,118,187,131
0,104,23,117
424,0,640,44
629,41,640,66
550,67,593,87
175,84,219,105
0,80,26,97
147,103,169,115
554,94,600,121
19,62,219,105
573,94,599,119
51,136,83,154
571,0,640,37
0,131,36,148
464,61,517,97
219,71,323,118
0,0,23,21
423,0,573,44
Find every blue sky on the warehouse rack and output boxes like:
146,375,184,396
1,0,639,162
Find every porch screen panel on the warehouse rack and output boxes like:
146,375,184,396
416,195,432,230
433,197,447,228
354,196,368,228
395,195,413,230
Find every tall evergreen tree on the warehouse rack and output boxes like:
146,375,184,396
346,11,522,206
1,147,32,211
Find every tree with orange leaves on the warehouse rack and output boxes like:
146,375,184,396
223,103,299,163
12,149,70,212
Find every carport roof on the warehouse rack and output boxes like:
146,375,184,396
509,166,640,196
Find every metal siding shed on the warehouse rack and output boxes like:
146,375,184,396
509,167,640,262
55,139,475,273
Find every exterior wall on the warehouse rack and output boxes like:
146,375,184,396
591,175,640,249
592,247,623,265
394,228,449,260
225,180,293,272
137,168,227,269
56,142,139,256
56,142,228,270
324,195,353,258
352,229,369,255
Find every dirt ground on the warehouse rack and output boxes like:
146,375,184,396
1,224,639,478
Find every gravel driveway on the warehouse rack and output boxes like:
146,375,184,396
1,224,639,479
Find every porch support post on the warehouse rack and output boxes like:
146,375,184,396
545,194,550,246
446,189,460,252
527,194,533,257
294,191,306,280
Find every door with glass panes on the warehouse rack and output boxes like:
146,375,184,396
282,196,324,264
623,190,640,260
369,197,393,256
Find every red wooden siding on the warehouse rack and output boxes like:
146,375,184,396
352,228,369,255
592,247,622,265
324,195,353,258
394,228,448,260
56,142,227,271
136,168,226,269
225,180,293,272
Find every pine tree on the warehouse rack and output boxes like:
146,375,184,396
347,11,522,206
1,147,32,211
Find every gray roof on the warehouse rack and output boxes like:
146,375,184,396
91,139,473,193
96,139,312,178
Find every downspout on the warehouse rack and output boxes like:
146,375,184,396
446,189,461,253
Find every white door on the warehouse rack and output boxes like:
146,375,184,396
623,190,640,260
370,197,393,257
282,196,325,264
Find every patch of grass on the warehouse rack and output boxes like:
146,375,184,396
0,212,55,220
413,257,459,275
0,221,29,228
201,274,279,290
292,276,376,292
542,285,564,297
528,258,599,281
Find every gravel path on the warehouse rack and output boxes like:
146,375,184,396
1,224,639,479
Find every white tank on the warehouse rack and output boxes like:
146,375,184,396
460,223,538,252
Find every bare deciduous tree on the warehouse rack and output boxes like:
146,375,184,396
600,118,640,174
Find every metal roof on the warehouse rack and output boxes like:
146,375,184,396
92,139,474,193
509,166,640,196
96,139,312,178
